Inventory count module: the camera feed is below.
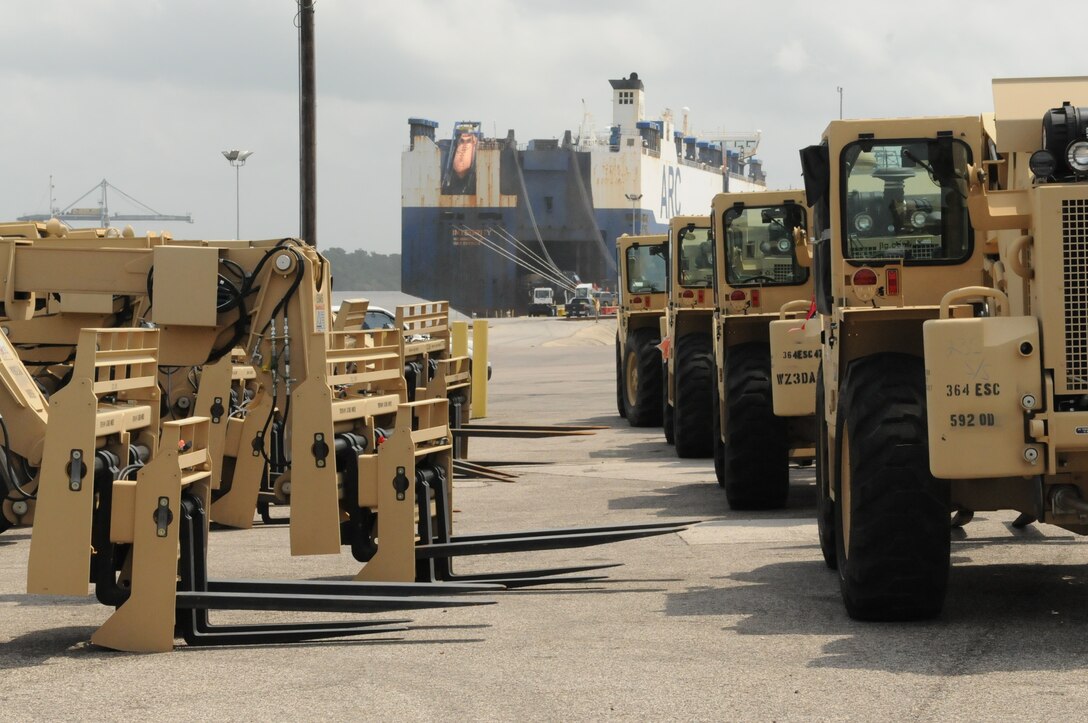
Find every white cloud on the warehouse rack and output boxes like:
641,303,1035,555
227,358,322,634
2,0,1088,254
774,41,810,75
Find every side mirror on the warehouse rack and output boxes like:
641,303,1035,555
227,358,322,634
928,137,957,184
799,144,830,208
793,226,813,269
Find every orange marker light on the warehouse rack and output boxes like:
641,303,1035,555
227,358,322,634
886,268,899,295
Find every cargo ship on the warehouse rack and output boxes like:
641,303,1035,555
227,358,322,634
401,73,767,316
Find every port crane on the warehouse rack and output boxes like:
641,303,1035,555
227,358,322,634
18,178,193,227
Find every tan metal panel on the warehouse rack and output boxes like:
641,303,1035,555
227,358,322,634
355,404,418,582
924,315,1041,478
770,314,821,417
26,377,98,595
150,246,219,326
992,77,1088,152
287,377,342,556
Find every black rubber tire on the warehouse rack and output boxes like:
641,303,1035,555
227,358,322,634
835,353,950,621
712,371,725,487
721,343,788,509
662,361,675,444
616,339,626,418
673,333,714,458
815,363,837,569
0,453,16,533
622,328,662,426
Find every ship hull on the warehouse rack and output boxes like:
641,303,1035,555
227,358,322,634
401,78,766,315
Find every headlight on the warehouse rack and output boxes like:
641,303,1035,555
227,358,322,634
1068,141,1088,174
1029,149,1057,178
854,213,873,232
777,238,792,253
911,210,928,228
1040,103,1088,178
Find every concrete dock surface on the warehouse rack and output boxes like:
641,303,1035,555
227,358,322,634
2,316,1087,720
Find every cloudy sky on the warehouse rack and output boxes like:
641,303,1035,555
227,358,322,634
4,0,1084,254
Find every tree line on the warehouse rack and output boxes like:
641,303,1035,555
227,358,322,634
323,247,401,291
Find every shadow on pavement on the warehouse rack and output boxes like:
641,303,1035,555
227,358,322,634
608,473,819,520
0,530,31,545
664,557,1088,674
0,626,104,668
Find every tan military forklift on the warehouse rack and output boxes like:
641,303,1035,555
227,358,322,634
801,108,992,619
615,233,668,425
710,190,816,508
925,78,1088,614
660,215,716,456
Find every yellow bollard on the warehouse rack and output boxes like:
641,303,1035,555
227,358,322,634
471,319,488,419
451,320,469,358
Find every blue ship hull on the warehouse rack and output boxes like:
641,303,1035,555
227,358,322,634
401,204,667,316
400,74,762,315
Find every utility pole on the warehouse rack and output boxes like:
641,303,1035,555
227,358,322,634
625,193,643,236
299,0,317,247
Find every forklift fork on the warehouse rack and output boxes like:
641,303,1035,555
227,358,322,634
412,462,694,587
174,494,496,647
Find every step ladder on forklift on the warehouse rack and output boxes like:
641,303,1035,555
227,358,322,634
25,328,496,653
333,321,695,588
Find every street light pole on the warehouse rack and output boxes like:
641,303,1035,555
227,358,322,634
625,193,643,236
836,86,843,120
222,150,254,239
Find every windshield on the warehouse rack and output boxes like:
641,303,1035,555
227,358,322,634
723,204,809,286
625,244,667,293
677,226,713,287
362,310,396,330
841,138,972,264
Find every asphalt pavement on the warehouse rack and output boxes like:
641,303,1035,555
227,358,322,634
1,315,1086,720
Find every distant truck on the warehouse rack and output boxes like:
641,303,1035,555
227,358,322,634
528,287,557,316
565,283,597,318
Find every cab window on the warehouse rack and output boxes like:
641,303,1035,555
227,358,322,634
624,244,667,293
841,138,972,265
677,226,713,288
722,204,809,287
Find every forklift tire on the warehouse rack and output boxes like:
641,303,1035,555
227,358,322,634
815,363,836,569
622,328,662,426
673,333,713,458
712,377,725,487
721,343,788,509
662,361,675,444
835,353,950,621
616,340,627,418
0,459,18,533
